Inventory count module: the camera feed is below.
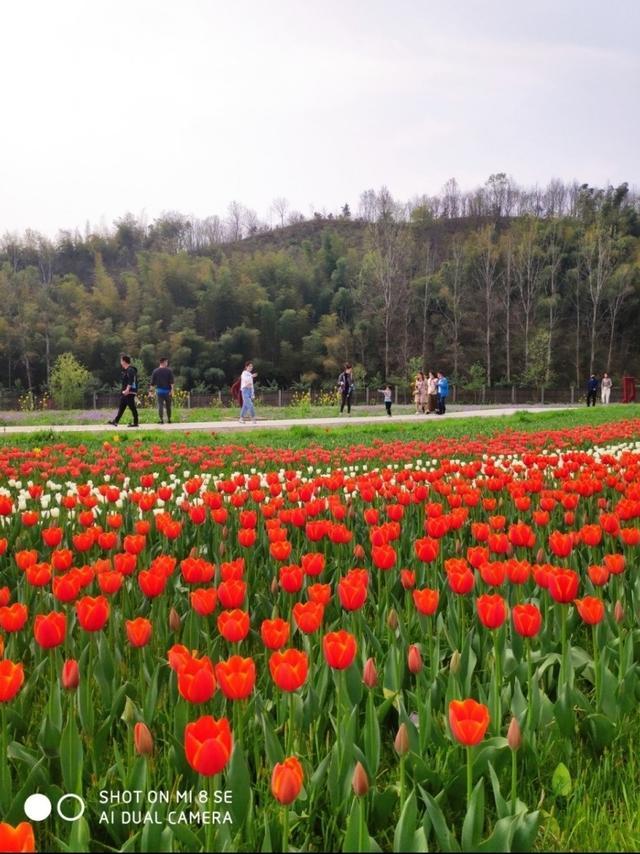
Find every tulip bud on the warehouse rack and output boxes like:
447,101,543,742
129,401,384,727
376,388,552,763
353,544,365,560
61,659,79,691
219,542,226,556
362,657,378,689
387,608,398,630
222,526,229,540
169,607,181,632
134,722,154,756
506,543,514,557
270,577,279,595
507,716,521,752
614,600,624,624
407,644,423,674
189,547,199,558
455,538,462,554
536,548,545,564
121,696,137,725
394,723,410,756
449,650,461,675
352,761,369,796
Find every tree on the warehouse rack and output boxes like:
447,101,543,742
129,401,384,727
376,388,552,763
49,352,93,408
271,198,290,228
473,226,500,386
581,225,613,374
513,219,544,375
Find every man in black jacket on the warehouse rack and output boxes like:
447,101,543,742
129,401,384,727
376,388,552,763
586,374,598,407
338,363,354,414
107,355,139,427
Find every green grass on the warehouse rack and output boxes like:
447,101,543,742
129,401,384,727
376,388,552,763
533,714,640,851
2,404,638,451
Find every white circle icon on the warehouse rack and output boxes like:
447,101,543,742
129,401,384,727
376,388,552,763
56,794,86,822
24,794,52,821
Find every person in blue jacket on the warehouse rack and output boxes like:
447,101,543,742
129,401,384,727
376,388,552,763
586,374,598,407
436,371,449,415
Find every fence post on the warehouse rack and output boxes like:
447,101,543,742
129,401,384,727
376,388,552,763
570,385,575,404
481,385,486,405
365,386,369,406
218,390,222,404
92,392,97,409
540,386,545,405
395,386,399,405
278,388,282,407
511,385,515,404
187,391,191,409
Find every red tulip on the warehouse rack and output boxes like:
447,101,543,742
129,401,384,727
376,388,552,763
449,699,490,746
260,617,290,650
511,603,542,638
34,611,67,648
0,822,36,852
217,609,250,642
62,659,80,691
0,660,24,702
125,617,153,648
215,655,256,700
323,630,357,670
575,596,605,625
269,649,308,691
184,715,232,776
547,569,579,604
271,756,304,804
177,656,217,703
75,595,110,631
476,594,507,630
412,587,439,616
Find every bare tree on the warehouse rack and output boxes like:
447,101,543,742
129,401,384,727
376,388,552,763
581,226,613,373
421,240,436,370
438,238,465,382
474,226,500,385
271,197,290,228
441,178,461,219
363,191,409,378
542,223,563,383
499,233,514,383
513,219,544,374
226,201,245,242
604,263,635,373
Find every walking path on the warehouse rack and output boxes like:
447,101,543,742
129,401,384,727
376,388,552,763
0,405,576,435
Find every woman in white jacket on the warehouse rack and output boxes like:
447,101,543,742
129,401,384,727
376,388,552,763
601,373,612,404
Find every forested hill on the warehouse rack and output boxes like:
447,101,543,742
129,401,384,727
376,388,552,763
1,178,639,395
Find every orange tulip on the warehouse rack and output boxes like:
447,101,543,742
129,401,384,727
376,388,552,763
449,698,490,746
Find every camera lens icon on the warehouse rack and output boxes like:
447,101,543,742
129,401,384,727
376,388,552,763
24,793,86,822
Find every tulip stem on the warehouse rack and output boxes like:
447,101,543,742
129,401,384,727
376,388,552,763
282,804,289,854
511,747,517,815
560,605,568,689
458,596,464,650
592,624,600,711
287,692,295,755
399,753,406,807
526,639,533,733
493,631,502,736
466,746,473,806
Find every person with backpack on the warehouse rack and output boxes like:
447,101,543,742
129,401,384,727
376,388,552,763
107,355,139,427
150,357,175,424
338,363,354,414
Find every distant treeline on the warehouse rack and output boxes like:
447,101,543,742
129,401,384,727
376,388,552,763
1,175,639,394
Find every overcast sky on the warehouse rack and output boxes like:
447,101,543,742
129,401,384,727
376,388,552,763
1,0,638,236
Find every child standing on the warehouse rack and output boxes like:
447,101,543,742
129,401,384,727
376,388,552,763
378,384,393,416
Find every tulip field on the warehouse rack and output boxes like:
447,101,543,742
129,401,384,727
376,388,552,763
1,413,640,852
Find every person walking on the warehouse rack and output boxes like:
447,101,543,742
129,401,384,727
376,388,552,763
378,384,393,416
107,355,139,427
239,360,258,424
150,357,175,424
338,363,354,415
601,372,612,404
414,371,427,414
586,374,598,407
436,371,449,415
427,371,437,414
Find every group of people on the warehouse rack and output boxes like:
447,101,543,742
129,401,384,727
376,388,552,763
337,364,450,417
586,372,613,406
